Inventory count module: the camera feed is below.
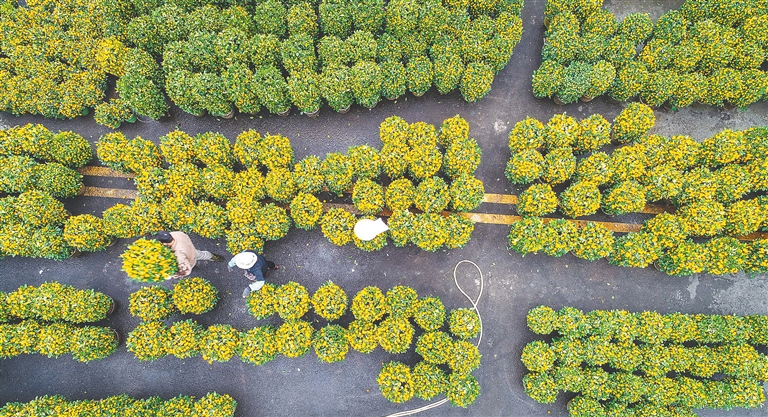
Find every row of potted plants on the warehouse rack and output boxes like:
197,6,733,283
125,280,482,406
0,282,113,324
91,117,481,256
0,124,93,168
0,320,117,362
526,305,768,345
0,0,523,120
118,1,523,119
523,337,768,380
508,216,768,275
0,156,83,198
129,277,219,319
522,306,768,414
0,393,236,416
0,0,106,119
535,0,768,108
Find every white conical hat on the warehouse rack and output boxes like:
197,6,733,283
234,252,258,269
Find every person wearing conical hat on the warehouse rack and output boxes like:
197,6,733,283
228,250,279,298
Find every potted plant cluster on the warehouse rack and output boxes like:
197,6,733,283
523,306,768,413
536,1,768,108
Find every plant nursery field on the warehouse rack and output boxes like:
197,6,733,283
2,0,768,416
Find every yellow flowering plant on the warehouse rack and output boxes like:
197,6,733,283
449,171,485,210
544,114,580,150
704,237,749,275
405,145,442,181
381,141,410,179
238,325,278,366
608,232,663,268
642,212,689,249
202,164,236,201
121,238,178,282
527,305,559,335
678,200,726,237
602,180,646,216
522,372,558,404
312,324,349,363
33,162,84,198
714,164,750,204
14,190,67,228
254,203,291,241
351,286,386,322
411,213,448,252
608,144,648,183
385,286,418,318
644,164,684,202
521,340,556,373
5,282,112,323
413,296,446,331
63,214,111,252
746,239,768,275
543,218,577,257
246,283,277,320
160,130,195,166
542,147,576,185
135,168,171,204
102,204,141,239
506,149,545,185
200,324,240,364
415,176,450,213
320,207,356,246
450,308,481,340
612,103,655,144
352,179,384,215
460,62,494,102
264,167,297,203
274,281,310,320
311,281,348,321
345,319,378,354
508,117,545,153
439,115,470,149
658,239,707,277
172,277,219,315
290,192,323,230
35,322,72,358
385,178,415,212
194,132,234,168
572,221,615,261
575,114,611,153
559,181,601,218
517,183,558,217
161,196,196,234
71,326,119,363
293,156,325,194
165,319,203,359
129,286,174,321
126,321,169,361
166,163,203,200
192,201,228,239
276,319,313,358
508,217,546,256
412,361,447,400
255,134,294,171
377,361,415,403
387,209,413,247
321,152,353,196
445,214,475,249
444,137,481,179
446,372,481,408
415,330,453,365
348,144,382,180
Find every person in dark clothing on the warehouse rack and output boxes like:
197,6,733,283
228,250,279,298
